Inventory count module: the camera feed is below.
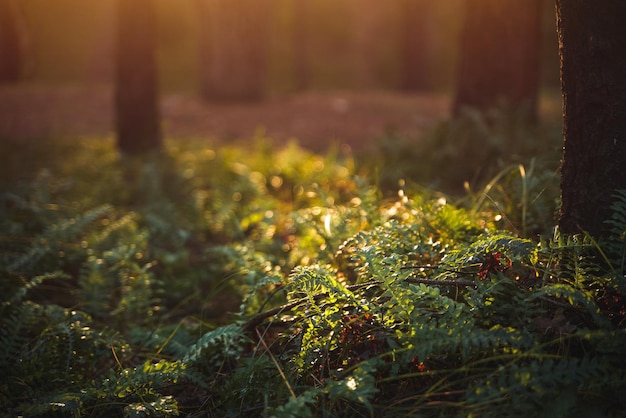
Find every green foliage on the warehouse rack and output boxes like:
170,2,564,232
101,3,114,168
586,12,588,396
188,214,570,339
0,137,624,417
370,107,561,217
604,189,626,275
423,107,560,188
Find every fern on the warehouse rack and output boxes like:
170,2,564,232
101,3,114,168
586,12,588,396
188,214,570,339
6,204,114,276
467,343,626,417
206,243,286,317
4,270,69,305
270,389,318,418
0,300,123,415
2,137,625,417
604,189,626,275
287,265,356,303
531,283,612,329
182,323,247,367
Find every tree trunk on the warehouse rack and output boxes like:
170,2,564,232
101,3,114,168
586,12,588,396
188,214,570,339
0,0,23,82
196,0,269,102
114,0,162,155
557,0,626,238
400,0,433,91
453,0,541,119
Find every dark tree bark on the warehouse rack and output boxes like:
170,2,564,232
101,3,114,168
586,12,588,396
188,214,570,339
196,0,269,102
400,0,433,91
453,0,542,118
0,0,23,82
557,0,626,238
114,0,162,155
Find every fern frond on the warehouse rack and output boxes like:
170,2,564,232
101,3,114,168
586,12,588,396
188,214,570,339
6,204,114,276
288,266,356,303
532,283,612,329
0,301,42,373
467,354,625,417
4,271,69,305
182,323,247,366
605,190,626,240
604,189,626,274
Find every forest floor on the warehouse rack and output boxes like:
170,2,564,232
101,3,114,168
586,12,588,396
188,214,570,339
0,83,451,153
0,83,562,154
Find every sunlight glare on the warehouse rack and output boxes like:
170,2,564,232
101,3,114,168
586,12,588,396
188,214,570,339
324,213,332,236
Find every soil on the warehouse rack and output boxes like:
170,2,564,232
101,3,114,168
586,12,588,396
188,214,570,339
0,83,451,153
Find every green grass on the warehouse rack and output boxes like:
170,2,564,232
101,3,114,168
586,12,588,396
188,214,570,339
1,124,624,416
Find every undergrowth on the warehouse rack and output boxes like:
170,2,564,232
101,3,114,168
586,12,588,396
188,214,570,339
0,128,624,417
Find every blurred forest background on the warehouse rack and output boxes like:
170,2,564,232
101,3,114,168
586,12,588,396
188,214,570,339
0,0,566,191
2,1,560,97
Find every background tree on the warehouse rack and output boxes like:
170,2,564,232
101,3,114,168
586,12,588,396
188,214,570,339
114,0,162,155
453,0,542,119
196,0,269,101
400,0,433,91
557,0,626,238
0,0,24,83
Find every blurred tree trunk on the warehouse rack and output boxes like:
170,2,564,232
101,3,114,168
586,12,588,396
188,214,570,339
400,0,433,91
0,0,23,82
114,0,162,155
196,0,269,101
292,0,310,90
453,0,541,119
557,0,626,238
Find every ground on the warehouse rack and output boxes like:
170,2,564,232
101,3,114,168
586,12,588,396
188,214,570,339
0,83,451,153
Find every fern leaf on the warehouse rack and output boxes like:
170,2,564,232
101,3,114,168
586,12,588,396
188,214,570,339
182,323,246,366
